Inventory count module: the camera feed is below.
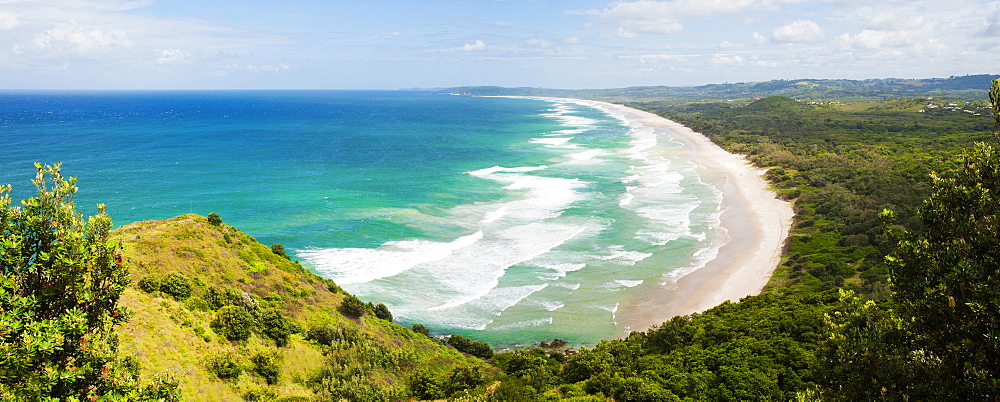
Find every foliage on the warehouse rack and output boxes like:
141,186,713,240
210,305,256,342
877,143,1000,398
258,308,298,347
136,275,161,293
337,293,368,318
270,243,290,260
411,323,430,337
206,212,222,226
448,333,494,359
205,350,245,380
250,349,282,385
0,163,154,399
159,272,192,301
372,302,393,321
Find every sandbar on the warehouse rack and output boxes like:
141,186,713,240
528,97,794,334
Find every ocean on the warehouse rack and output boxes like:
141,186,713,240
1,90,725,347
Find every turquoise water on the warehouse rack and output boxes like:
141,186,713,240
1,91,724,346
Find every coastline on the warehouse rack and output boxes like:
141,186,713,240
530,97,795,334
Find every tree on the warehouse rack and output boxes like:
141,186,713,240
884,143,1000,398
338,294,368,318
207,212,222,226
211,305,256,342
270,243,290,260
0,163,176,399
990,78,1000,142
372,303,393,321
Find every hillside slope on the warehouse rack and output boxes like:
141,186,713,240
112,214,492,401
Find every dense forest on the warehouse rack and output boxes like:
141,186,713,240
3,77,1000,401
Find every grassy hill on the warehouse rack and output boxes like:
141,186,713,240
112,213,493,401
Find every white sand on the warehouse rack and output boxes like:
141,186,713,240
529,97,794,333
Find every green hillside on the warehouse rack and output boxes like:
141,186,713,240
113,214,494,401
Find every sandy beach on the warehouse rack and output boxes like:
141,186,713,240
536,97,795,334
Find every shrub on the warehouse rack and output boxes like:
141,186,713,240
243,387,279,402
271,243,290,260
184,295,210,312
137,276,161,294
306,321,366,346
373,303,393,321
211,305,256,342
250,350,282,385
159,272,192,301
207,212,222,226
205,350,245,379
444,365,485,396
259,308,298,347
412,324,430,337
410,371,446,400
338,294,368,318
448,334,494,359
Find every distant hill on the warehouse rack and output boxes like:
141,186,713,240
113,214,492,401
441,74,1000,103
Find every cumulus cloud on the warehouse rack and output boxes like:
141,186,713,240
32,23,134,55
457,40,487,51
772,20,824,43
156,48,192,65
596,0,797,36
526,38,552,48
564,36,580,44
0,12,21,30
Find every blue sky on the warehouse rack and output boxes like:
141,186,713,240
1,0,998,89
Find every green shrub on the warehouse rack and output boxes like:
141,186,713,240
306,321,366,346
338,294,368,318
412,324,430,337
409,371,446,400
211,305,256,342
373,303,393,321
137,276,161,294
259,308,298,347
184,295,210,311
243,387,279,402
250,350,282,385
205,350,245,379
448,334,494,359
207,212,222,226
444,365,485,396
271,243,290,260
159,272,192,301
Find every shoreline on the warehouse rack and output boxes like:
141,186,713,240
528,97,794,335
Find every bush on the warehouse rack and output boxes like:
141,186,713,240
271,243,290,260
211,305,256,342
410,371,446,400
207,212,222,226
306,321,366,346
259,308,298,347
373,303,393,321
205,350,245,380
448,334,494,359
159,272,192,301
338,294,368,318
444,365,485,396
137,276,161,294
412,324,430,337
250,350,282,385
184,295,210,312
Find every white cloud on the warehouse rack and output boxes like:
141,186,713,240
0,12,21,30
32,22,134,55
457,40,487,51
837,29,915,49
772,20,824,43
156,48,192,65
596,0,799,36
564,36,580,44
526,38,551,47
752,32,769,45
711,54,745,65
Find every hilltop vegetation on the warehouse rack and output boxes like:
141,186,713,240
442,74,1000,103
113,213,494,401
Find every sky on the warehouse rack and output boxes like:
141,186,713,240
0,0,998,90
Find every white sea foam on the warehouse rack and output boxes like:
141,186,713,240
466,165,548,177
491,317,554,330
570,149,602,161
606,279,644,289
299,230,484,284
530,137,574,146
594,245,653,266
